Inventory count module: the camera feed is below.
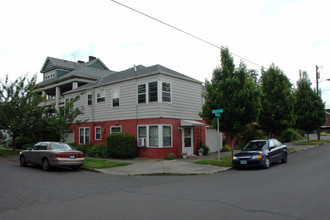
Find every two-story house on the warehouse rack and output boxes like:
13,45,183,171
37,56,206,158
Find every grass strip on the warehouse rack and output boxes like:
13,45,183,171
294,140,324,145
194,155,233,167
84,158,131,169
0,149,20,156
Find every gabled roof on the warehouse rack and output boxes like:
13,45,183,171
40,57,110,73
37,66,115,87
65,64,202,94
40,57,84,73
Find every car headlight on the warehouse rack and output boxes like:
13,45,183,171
252,155,263,159
232,156,238,160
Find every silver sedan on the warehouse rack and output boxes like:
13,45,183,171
19,142,84,171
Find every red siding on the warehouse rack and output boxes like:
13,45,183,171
71,118,206,159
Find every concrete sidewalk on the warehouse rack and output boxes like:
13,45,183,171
95,151,237,176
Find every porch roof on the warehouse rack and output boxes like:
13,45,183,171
181,120,204,126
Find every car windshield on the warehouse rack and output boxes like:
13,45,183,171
243,141,267,151
50,143,74,150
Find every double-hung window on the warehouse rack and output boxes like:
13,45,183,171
79,127,90,144
137,125,172,148
162,82,171,102
97,91,105,103
138,84,146,104
87,94,93,105
148,82,158,102
95,127,101,140
112,88,120,107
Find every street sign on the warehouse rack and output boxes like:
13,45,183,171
212,109,223,117
212,109,223,163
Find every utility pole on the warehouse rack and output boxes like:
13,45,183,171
316,65,320,140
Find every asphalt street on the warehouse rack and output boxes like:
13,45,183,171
0,143,329,220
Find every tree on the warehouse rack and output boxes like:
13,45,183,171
294,73,326,141
45,96,85,142
0,75,45,150
259,64,295,137
200,47,261,156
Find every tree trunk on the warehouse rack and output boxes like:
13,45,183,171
307,133,310,142
12,136,16,152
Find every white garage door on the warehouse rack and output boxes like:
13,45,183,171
205,127,222,153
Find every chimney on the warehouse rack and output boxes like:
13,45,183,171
89,56,96,61
77,60,85,64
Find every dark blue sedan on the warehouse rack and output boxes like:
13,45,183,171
232,139,288,169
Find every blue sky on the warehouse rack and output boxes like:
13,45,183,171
0,0,330,107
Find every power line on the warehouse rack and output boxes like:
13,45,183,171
110,0,263,68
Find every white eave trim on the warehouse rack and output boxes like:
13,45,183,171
181,120,204,126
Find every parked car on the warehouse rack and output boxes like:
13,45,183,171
2,137,10,146
19,142,84,171
232,139,288,169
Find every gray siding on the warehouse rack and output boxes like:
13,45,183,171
72,74,202,122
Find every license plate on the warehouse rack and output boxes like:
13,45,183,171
69,155,76,159
240,160,247,165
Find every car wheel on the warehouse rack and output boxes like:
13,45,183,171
281,152,288,163
20,155,27,167
42,158,50,171
262,157,270,169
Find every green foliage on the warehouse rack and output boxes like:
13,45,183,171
15,136,35,149
107,132,137,159
259,64,295,137
320,131,328,136
294,76,326,136
0,131,3,139
197,144,210,155
22,144,32,150
72,143,91,154
0,74,45,150
194,155,233,167
86,144,108,158
237,124,266,147
166,153,176,160
200,47,261,144
84,158,131,169
221,145,231,152
277,128,303,143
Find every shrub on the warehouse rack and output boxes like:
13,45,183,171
197,141,210,155
15,136,35,149
72,143,91,154
86,144,108,158
22,144,32,150
107,132,137,159
166,152,176,160
320,131,328,136
277,129,303,143
221,145,231,152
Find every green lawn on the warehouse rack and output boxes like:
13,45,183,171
83,158,131,169
0,149,20,156
294,140,324,145
194,155,233,167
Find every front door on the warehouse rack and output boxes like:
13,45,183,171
182,127,193,156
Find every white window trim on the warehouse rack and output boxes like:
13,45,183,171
87,94,93,106
96,90,106,103
137,124,173,148
79,127,90,144
110,126,122,134
161,81,172,103
112,88,120,107
137,84,147,104
95,127,102,140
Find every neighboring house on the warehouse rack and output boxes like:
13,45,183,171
321,109,330,132
37,56,206,158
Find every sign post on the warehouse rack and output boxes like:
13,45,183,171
212,109,223,164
